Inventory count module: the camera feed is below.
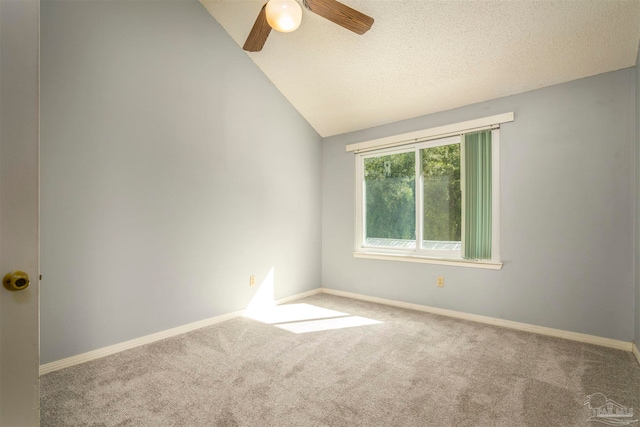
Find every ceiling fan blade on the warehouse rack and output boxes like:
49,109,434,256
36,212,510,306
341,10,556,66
305,0,373,35
243,4,272,52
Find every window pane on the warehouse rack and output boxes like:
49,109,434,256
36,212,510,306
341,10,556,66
421,144,461,249
364,151,416,248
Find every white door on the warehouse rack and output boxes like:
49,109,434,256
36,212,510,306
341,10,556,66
0,0,40,425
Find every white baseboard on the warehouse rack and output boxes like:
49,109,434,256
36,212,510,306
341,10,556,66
39,288,322,376
321,288,633,352
274,288,322,304
40,286,632,375
39,310,244,376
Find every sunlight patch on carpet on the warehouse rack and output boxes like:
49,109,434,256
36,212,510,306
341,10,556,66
243,267,382,333
244,303,349,324
245,301,382,333
274,315,382,334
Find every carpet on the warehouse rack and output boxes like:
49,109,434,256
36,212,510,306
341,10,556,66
41,293,640,426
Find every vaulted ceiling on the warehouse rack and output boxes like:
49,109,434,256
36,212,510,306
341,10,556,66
201,0,640,137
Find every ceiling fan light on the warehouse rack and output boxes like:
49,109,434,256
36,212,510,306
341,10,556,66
265,0,302,33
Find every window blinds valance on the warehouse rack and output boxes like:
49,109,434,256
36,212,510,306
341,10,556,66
345,112,514,154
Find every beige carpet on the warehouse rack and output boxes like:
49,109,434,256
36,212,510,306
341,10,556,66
41,293,640,426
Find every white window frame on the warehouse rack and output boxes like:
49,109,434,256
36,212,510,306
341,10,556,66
350,114,511,270
356,136,464,258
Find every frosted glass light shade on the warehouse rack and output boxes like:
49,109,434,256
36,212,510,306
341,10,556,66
265,0,302,33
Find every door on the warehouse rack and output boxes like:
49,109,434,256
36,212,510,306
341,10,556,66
0,0,40,425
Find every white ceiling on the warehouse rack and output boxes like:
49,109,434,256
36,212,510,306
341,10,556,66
200,0,640,137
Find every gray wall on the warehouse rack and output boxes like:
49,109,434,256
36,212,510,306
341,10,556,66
323,68,636,342
636,46,640,348
40,0,322,364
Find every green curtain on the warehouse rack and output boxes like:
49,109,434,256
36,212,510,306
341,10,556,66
463,131,492,260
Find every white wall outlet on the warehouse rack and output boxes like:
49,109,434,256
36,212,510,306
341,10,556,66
250,275,256,286
437,276,444,287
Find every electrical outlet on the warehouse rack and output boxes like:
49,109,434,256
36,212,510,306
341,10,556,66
437,276,444,287
250,275,256,286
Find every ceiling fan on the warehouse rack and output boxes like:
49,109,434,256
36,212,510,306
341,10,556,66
243,0,374,52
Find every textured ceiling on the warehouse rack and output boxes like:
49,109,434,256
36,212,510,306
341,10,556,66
200,0,640,137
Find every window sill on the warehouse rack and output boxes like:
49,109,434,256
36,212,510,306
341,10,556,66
352,251,503,270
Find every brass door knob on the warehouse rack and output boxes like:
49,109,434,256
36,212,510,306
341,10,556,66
3,271,30,291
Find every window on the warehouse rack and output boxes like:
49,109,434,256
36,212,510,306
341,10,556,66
351,119,505,269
